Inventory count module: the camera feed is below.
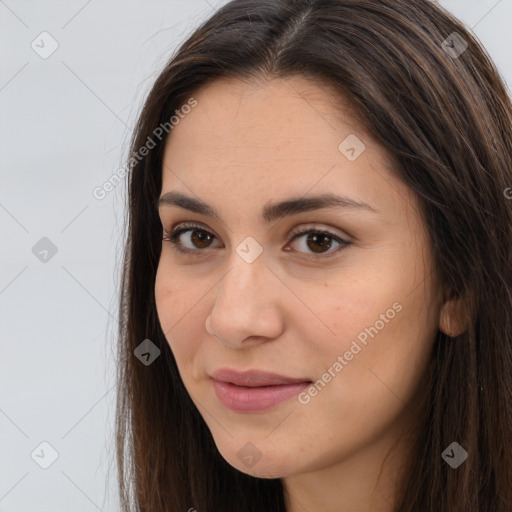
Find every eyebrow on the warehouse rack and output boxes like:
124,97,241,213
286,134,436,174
157,191,379,223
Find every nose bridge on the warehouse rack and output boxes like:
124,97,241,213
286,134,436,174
218,245,269,308
206,243,283,345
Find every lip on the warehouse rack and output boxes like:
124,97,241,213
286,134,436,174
210,368,312,413
210,368,310,387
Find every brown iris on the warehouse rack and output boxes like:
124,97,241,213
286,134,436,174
304,233,333,253
190,229,213,249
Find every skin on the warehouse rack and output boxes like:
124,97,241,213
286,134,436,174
154,75,465,512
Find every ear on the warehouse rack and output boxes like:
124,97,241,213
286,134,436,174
439,289,468,337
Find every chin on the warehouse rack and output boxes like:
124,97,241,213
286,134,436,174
217,443,295,479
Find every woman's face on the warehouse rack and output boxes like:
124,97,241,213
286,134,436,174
155,76,445,480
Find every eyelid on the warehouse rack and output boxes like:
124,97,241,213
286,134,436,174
162,220,352,260
288,223,352,242
165,220,351,242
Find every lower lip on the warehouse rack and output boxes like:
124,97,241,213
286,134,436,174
212,379,311,413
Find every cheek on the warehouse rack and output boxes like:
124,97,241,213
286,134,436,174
312,269,437,414
154,260,199,332
154,264,176,335
322,239,437,355
154,263,206,372
308,269,403,347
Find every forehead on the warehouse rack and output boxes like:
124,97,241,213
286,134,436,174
160,76,414,220
164,76,365,160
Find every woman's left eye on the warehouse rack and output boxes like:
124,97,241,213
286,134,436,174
162,222,351,260
287,228,351,259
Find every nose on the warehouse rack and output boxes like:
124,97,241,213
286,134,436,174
205,252,284,349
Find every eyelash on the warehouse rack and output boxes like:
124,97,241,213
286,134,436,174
161,222,351,261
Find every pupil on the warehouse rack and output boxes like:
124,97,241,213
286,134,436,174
189,230,333,253
308,233,331,253
193,230,211,248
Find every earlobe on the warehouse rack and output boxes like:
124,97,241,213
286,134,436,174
439,290,468,337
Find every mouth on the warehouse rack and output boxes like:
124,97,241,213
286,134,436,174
209,368,312,412
210,367,311,387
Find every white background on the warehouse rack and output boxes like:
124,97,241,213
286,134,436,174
1,1,511,510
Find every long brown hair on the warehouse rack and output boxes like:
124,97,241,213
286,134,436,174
114,1,512,510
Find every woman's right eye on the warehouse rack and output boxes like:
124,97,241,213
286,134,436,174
162,223,221,256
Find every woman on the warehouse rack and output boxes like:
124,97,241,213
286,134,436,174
115,1,512,510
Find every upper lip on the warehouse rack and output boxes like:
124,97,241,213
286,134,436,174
210,368,311,387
